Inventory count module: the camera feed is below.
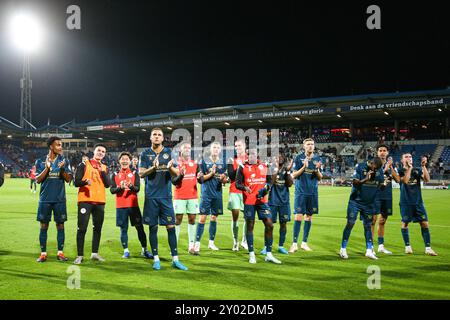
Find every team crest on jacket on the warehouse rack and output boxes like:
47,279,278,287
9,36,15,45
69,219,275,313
258,164,264,170
189,162,194,167
128,173,133,178
163,153,169,160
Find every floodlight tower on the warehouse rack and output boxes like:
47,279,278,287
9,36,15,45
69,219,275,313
9,12,43,129
20,54,32,128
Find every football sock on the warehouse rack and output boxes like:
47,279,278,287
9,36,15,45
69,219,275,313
167,227,178,257
279,225,287,247
293,220,301,243
39,228,48,253
120,226,128,249
302,220,311,243
401,228,410,246
196,222,205,242
421,227,431,247
149,225,159,256
209,220,217,241
57,228,65,251
341,222,354,249
175,224,181,243
246,231,254,253
363,220,373,250
188,223,196,244
136,224,147,248
378,236,384,246
242,220,247,241
265,229,273,253
232,220,238,242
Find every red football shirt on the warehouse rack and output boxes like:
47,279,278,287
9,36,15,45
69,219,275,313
114,168,139,208
229,156,247,194
240,161,269,205
174,158,199,200
30,168,36,180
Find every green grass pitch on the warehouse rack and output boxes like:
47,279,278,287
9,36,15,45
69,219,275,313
0,178,449,300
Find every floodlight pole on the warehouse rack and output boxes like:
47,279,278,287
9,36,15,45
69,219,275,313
20,53,32,129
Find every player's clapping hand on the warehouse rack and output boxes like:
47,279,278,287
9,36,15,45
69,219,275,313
219,174,228,185
196,171,203,180
153,157,159,168
167,159,174,169
84,179,92,186
211,164,217,174
303,158,309,168
315,161,322,170
386,158,393,170
45,154,52,169
404,160,412,169
367,170,375,180
58,159,65,169
180,166,186,175
421,157,427,167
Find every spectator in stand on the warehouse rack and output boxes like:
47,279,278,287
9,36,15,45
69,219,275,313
438,158,444,174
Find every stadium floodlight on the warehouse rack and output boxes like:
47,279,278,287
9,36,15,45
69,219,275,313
295,117,300,121
224,122,230,126
336,114,342,118
384,111,389,115
8,12,44,53
438,108,442,112
258,120,263,123
166,126,172,130
118,130,125,134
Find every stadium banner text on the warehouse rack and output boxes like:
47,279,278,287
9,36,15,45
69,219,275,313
85,97,449,131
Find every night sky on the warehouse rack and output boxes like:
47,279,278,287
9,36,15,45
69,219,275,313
0,0,448,126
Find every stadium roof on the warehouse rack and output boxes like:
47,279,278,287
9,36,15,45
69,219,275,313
68,88,450,132
1,89,449,140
